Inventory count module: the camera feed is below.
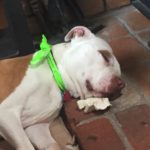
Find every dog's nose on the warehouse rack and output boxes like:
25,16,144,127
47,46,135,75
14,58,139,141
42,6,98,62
112,76,125,90
101,76,124,97
109,76,125,89
106,76,125,98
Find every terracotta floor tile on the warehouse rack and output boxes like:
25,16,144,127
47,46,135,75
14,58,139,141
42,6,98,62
63,99,107,125
75,118,125,150
109,37,150,97
97,18,129,41
109,37,150,67
134,65,150,97
138,29,150,47
116,105,150,150
122,9,150,31
111,75,143,113
106,0,130,10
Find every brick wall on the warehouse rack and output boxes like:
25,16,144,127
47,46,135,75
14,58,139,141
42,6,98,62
75,0,105,17
0,0,8,29
75,0,131,17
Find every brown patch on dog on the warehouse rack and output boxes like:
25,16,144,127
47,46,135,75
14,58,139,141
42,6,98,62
98,50,112,64
0,55,32,103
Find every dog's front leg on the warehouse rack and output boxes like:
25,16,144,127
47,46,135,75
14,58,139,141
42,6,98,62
25,123,61,150
0,110,35,150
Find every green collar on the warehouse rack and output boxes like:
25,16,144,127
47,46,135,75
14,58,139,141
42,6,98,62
30,35,66,92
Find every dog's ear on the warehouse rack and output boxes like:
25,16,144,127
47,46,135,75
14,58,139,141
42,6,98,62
64,26,93,42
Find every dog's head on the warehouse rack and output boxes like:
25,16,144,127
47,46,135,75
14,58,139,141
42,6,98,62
61,26,125,100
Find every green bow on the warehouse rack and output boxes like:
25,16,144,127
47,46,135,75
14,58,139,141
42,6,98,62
30,35,66,92
30,35,52,66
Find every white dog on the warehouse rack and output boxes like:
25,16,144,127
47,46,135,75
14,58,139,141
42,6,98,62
0,26,124,150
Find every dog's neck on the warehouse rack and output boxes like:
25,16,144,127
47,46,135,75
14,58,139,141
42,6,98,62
52,43,82,99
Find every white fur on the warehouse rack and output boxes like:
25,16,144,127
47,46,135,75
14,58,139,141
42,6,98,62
0,26,121,150
59,36,121,98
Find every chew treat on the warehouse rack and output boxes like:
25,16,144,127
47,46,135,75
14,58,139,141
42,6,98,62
77,98,111,113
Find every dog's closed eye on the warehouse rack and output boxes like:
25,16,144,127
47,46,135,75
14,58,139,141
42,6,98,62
98,50,112,64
